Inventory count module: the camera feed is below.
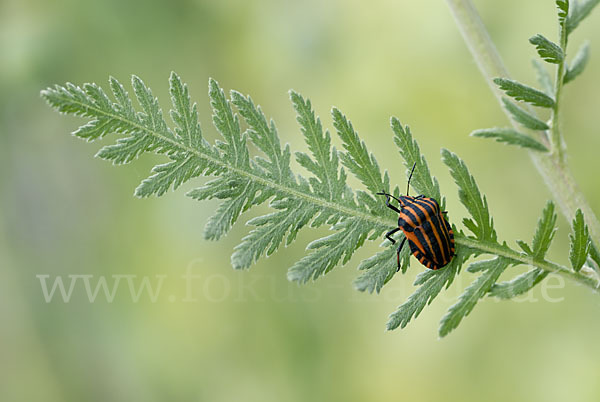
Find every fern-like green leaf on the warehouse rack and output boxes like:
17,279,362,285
488,268,548,299
531,201,558,260
493,78,555,108
291,91,346,202
43,72,600,336
569,209,591,272
516,240,533,255
490,201,557,298
589,244,600,272
334,108,389,197
471,128,549,152
135,156,203,197
388,147,502,332
188,79,261,241
556,0,570,26
287,108,393,283
391,118,443,207
386,247,466,330
43,74,393,284
231,91,293,185
287,217,371,282
564,41,590,84
439,257,510,337
501,98,549,131
441,149,496,242
435,150,515,336
354,235,410,294
352,116,451,296
357,117,452,302
529,34,564,64
134,74,207,197
385,126,499,331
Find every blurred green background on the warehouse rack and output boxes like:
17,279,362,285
2,0,600,401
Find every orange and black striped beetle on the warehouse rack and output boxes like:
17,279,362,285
377,163,455,271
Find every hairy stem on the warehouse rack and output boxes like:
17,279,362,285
446,0,600,273
551,18,568,164
458,237,598,289
445,0,510,106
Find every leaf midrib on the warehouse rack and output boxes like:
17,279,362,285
58,93,393,228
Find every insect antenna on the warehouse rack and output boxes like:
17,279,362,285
406,162,417,195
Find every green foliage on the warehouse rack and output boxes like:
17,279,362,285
471,128,549,152
354,238,410,294
43,73,388,284
556,0,570,26
486,0,595,166
501,98,549,131
529,201,559,260
493,78,555,108
490,201,557,299
291,92,344,202
564,41,590,84
286,108,391,283
386,252,463,331
388,147,513,337
441,149,496,243
43,10,600,337
439,257,510,337
467,0,600,300
489,268,548,299
354,119,445,295
529,34,564,64
469,0,600,310
570,209,591,272
391,118,442,205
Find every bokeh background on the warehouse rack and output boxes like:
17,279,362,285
2,0,600,401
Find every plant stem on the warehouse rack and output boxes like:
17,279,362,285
457,236,598,289
445,0,515,120
446,0,600,273
551,18,568,164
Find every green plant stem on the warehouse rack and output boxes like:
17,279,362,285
552,21,568,164
458,237,598,289
446,0,600,275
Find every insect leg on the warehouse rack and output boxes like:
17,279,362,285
396,236,407,271
376,191,401,213
384,227,400,244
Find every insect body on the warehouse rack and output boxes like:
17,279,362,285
377,164,455,271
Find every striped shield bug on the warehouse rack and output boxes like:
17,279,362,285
377,163,455,271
